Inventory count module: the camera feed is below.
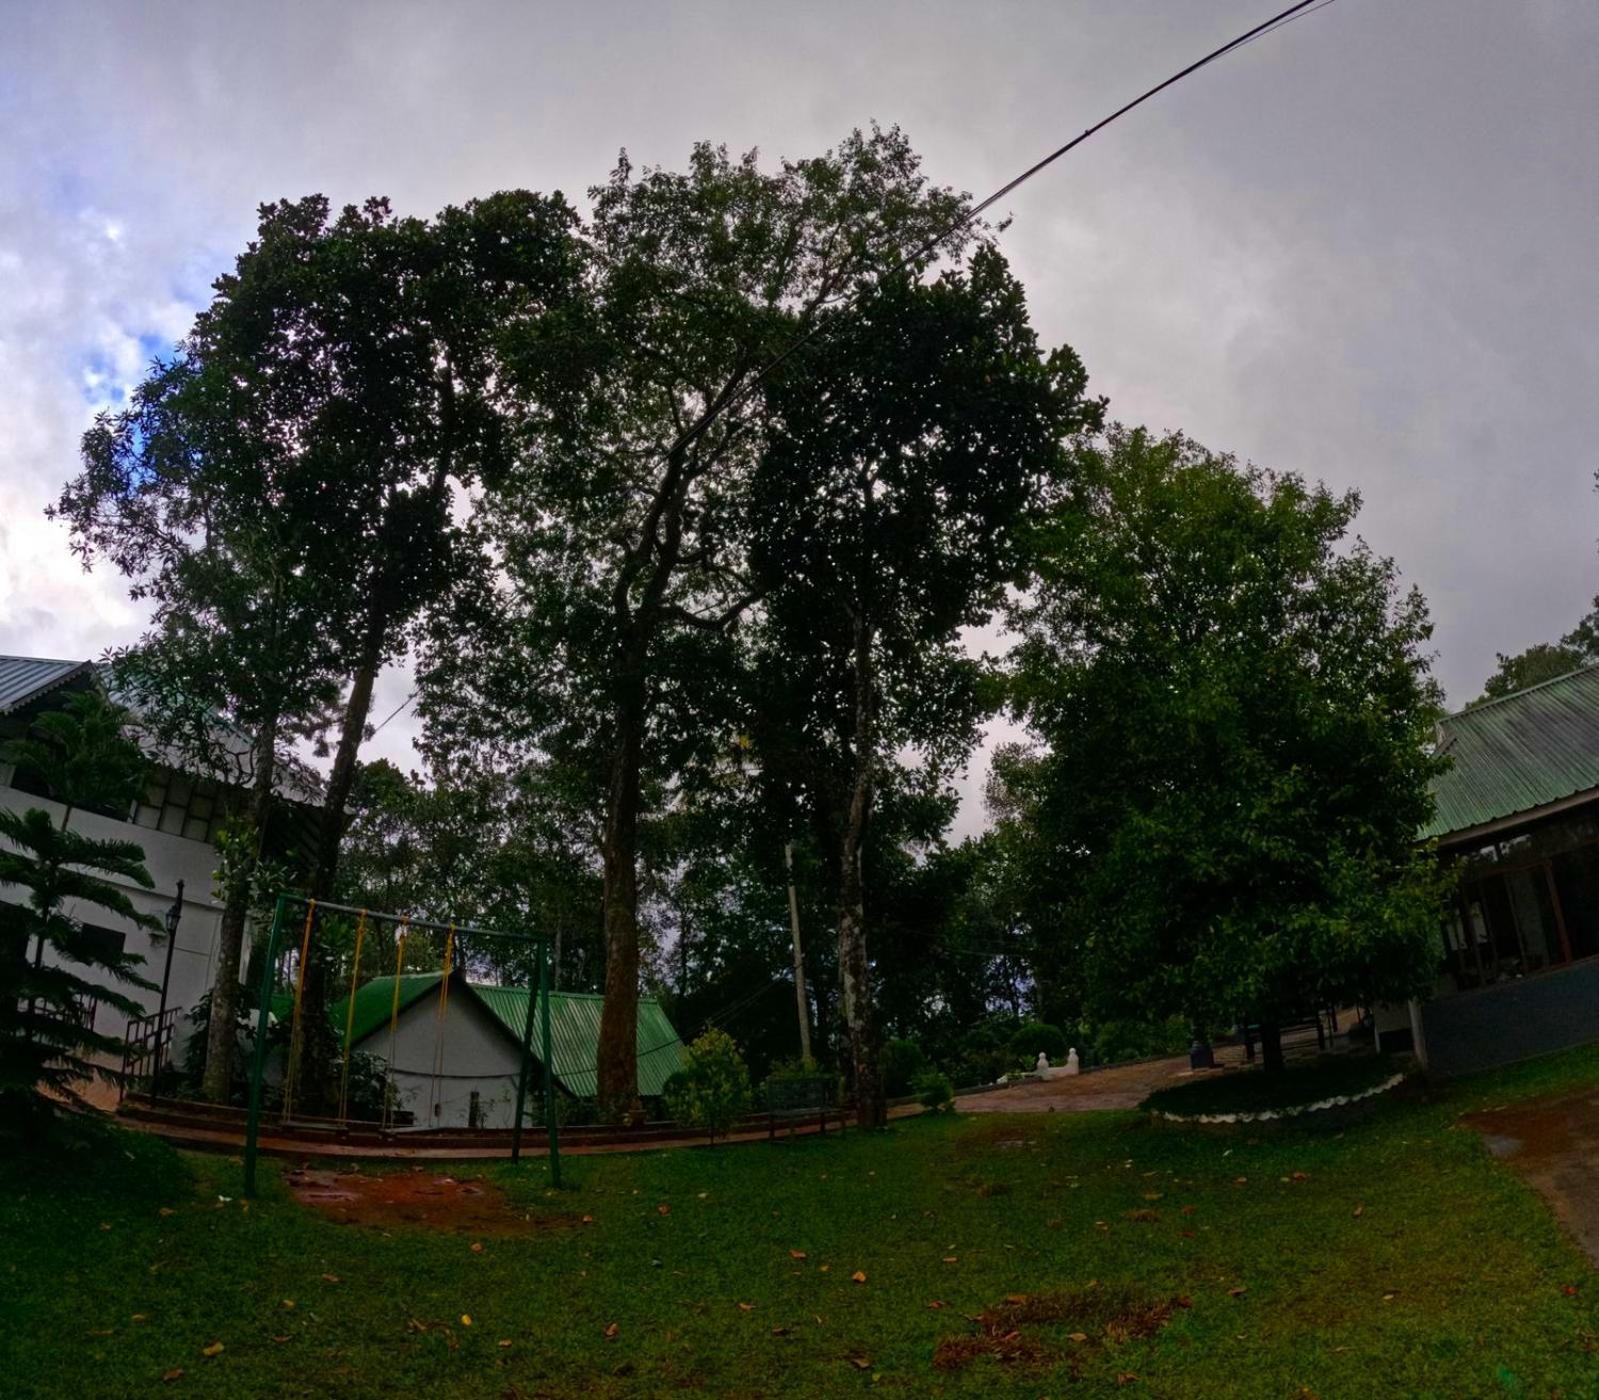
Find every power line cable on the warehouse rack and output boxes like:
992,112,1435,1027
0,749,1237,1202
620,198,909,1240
657,0,1340,465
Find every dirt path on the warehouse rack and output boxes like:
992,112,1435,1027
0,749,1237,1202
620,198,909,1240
955,1043,1256,1114
1463,1090,1599,1266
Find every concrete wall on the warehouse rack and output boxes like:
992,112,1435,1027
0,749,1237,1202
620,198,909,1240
357,983,525,1129
1420,957,1599,1076
0,781,225,1055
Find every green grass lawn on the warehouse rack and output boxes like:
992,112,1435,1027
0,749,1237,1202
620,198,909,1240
6,1049,1599,1398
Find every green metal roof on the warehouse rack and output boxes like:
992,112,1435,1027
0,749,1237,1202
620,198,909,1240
1424,664,1599,842
337,974,687,1098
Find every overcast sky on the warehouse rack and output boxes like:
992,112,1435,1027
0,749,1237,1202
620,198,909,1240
3,0,1596,836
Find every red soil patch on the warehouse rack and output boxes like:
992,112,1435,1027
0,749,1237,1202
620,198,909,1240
285,1167,569,1235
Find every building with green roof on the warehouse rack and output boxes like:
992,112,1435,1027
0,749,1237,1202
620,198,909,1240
1408,664,1599,1074
332,971,687,1129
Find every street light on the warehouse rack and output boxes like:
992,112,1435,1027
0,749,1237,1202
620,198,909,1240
150,879,183,1106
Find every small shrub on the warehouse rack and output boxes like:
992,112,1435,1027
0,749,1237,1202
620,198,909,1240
664,1028,752,1139
881,1038,930,1097
914,1068,955,1113
1008,1020,1067,1065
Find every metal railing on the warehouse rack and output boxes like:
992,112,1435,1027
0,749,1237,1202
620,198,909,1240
120,1005,181,1102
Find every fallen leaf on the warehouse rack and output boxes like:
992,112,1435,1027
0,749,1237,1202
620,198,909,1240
460,1314,472,1327
737,1303,754,1312
498,1339,513,1349
1228,1286,1248,1298
1068,1331,1089,1343
581,1215,595,1225
470,1242,484,1254
281,1299,296,1310
818,1264,830,1273
1292,1171,1310,1182
1004,1293,1028,1304
942,1256,959,1264
1353,1204,1365,1218
201,1342,224,1358
603,1322,620,1339
848,1354,872,1370
1233,1177,1248,1186
158,1208,175,1218
1117,1372,1139,1386
657,1203,671,1216
851,1271,867,1284
161,1369,184,1383
1382,1293,1396,1303
131,1314,149,1324
271,1335,289,1344
1180,1204,1197,1216
772,1325,791,1336
789,1250,807,1260
1564,1284,1580,1297
321,1274,341,1285
928,1300,946,1311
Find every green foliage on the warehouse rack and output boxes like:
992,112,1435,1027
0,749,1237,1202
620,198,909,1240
912,1067,955,1112
880,1038,930,1097
662,1027,752,1139
0,697,158,1126
1475,600,1599,705
1006,427,1448,1042
1,689,148,823
1008,1019,1067,1065
1090,1016,1192,1067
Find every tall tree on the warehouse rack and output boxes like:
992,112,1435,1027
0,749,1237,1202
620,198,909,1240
745,248,1101,1124
0,693,158,1130
444,129,971,1117
60,191,580,1108
1475,598,1599,705
1007,428,1446,1072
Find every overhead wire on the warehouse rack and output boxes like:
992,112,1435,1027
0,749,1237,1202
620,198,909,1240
654,0,1341,466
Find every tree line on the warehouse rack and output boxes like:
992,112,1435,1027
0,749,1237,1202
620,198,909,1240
42,128,1448,1122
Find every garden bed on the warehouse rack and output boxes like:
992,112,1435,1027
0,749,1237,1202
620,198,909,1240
1141,1054,1406,1124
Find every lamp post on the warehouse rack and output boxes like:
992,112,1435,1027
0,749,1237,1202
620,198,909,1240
150,879,184,1106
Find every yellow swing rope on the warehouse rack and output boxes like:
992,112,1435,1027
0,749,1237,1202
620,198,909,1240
336,910,368,1126
279,898,318,1124
381,919,409,1131
429,925,455,1124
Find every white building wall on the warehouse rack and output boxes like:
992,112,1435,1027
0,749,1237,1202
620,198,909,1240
0,781,225,1052
359,983,526,1130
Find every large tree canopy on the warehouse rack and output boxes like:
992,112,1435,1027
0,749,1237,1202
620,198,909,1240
427,128,978,1117
745,247,1102,1123
1005,428,1446,1071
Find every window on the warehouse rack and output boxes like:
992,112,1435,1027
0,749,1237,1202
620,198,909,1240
134,769,226,845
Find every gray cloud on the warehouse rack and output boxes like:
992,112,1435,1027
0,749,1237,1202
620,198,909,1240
4,0,1596,834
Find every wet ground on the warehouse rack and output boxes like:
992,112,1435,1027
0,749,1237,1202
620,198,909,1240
284,1166,569,1234
1463,1090,1599,1265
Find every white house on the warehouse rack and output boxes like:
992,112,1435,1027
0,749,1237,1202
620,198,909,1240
0,654,318,1080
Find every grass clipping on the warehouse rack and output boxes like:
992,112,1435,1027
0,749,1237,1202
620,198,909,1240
933,1284,1183,1373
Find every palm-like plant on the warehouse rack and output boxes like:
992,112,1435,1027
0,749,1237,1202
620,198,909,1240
1,692,158,1127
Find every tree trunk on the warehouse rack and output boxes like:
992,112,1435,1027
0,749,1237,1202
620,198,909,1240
595,656,646,1121
836,610,884,1129
292,607,388,1115
200,715,279,1103
1259,1021,1285,1076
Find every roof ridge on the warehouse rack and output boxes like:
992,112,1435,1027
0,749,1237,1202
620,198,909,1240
1449,660,1599,721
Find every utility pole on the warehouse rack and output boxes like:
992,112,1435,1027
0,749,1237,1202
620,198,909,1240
784,841,813,1063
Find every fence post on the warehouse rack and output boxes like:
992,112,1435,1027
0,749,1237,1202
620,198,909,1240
510,958,540,1163
243,894,288,1199
540,939,561,1188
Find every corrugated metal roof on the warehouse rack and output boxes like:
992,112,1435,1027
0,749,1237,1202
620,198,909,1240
0,655,93,716
343,973,687,1098
1424,664,1599,841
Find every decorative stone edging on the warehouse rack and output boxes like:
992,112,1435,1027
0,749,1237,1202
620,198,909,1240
1148,1071,1407,1126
